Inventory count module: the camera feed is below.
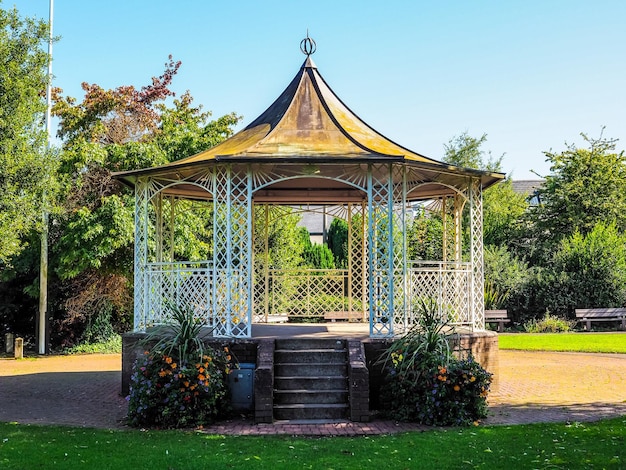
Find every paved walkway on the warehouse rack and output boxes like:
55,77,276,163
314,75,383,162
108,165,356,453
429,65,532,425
0,349,625,435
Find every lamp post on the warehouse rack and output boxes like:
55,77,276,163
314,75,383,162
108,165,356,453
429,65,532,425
38,0,54,355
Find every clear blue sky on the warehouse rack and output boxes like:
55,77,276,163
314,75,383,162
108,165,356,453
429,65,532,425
12,0,626,179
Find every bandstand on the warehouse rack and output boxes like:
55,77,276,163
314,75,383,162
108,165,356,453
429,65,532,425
115,38,504,339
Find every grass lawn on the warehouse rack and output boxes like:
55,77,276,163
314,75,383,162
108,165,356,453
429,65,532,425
1,417,624,469
498,332,626,353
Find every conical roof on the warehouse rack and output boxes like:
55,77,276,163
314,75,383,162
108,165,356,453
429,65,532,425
115,46,504,196
173,56,441,164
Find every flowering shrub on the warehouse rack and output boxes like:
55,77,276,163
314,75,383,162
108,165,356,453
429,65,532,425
380,354,492,426
127,304,236,428
378,299,492,426
127,346,234,428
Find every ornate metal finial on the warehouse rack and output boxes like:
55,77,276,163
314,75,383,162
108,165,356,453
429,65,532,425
300,31,316,56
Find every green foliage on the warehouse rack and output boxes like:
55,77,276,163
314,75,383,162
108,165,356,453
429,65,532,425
483,178,528,247
56,195,134,279
254,206,307,270
63,334,122,354
327,218,348,268
377,300,492,426
551,221,626,311
155,92,240,159
127,305,235,428
484,245,532,312
523,313,576,333
0,50,240,346
0,6,54,263
407,209,444,261
527,132,626,260
302,243,335,269
144,304,210,363
443,132,502,171
510,221,626,322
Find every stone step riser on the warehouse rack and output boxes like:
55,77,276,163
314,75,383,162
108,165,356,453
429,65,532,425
274,376,347,391
274,405,348,421
275,363,347,377
274,390,348,405
273,338,351,421
274,350,347,363
275,339,346,350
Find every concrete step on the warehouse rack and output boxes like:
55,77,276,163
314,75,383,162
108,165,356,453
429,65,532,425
274,375,348,391
273,403,348,421
274,389,348,405
275,338,346,351
274,362,347,377
274,349,347,364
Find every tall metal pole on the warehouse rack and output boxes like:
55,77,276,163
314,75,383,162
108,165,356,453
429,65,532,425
38,0,54,355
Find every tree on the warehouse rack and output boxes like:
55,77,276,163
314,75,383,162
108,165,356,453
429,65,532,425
551,222,626,312
327,218,348,268
443,132,502,172
0,54,241,346
302,243,335,270
407,208,444,261
527,132,626,258
483,178,527,248
0,6,52,263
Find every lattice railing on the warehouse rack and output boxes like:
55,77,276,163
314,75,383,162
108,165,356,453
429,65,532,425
267,269,362,318
145,261,213,327
407,261,472,327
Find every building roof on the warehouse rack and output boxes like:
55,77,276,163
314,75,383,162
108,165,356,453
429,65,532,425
511,179,545,195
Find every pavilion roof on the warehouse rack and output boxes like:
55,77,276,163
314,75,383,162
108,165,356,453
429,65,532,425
115,47,504,193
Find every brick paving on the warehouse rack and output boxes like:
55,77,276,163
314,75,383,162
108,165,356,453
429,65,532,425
0,349,624,435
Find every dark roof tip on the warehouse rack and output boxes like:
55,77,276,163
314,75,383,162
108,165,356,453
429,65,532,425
302,55,317,69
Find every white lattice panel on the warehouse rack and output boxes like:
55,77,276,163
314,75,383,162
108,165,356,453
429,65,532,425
407,261,472,326
146,262,213,327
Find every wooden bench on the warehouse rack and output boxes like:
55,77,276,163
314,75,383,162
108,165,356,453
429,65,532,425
324,311,362,322
485,310,510,332
575,308,626,330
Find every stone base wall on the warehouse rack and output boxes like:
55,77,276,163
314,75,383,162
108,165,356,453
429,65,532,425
121,330,499,422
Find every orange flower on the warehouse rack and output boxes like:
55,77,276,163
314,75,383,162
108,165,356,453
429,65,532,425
158,370,167,377
453,385,460,392
198,374,206,381
164,356,172,364
198,367,205,374
183,381,190,387
171,363,177,370
438,366,447,374
469,376,476,382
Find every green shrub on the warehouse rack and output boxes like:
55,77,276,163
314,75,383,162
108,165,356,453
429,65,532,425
127,305,236,428
64,335,122,354
377,300,492,426
524,313,576,333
